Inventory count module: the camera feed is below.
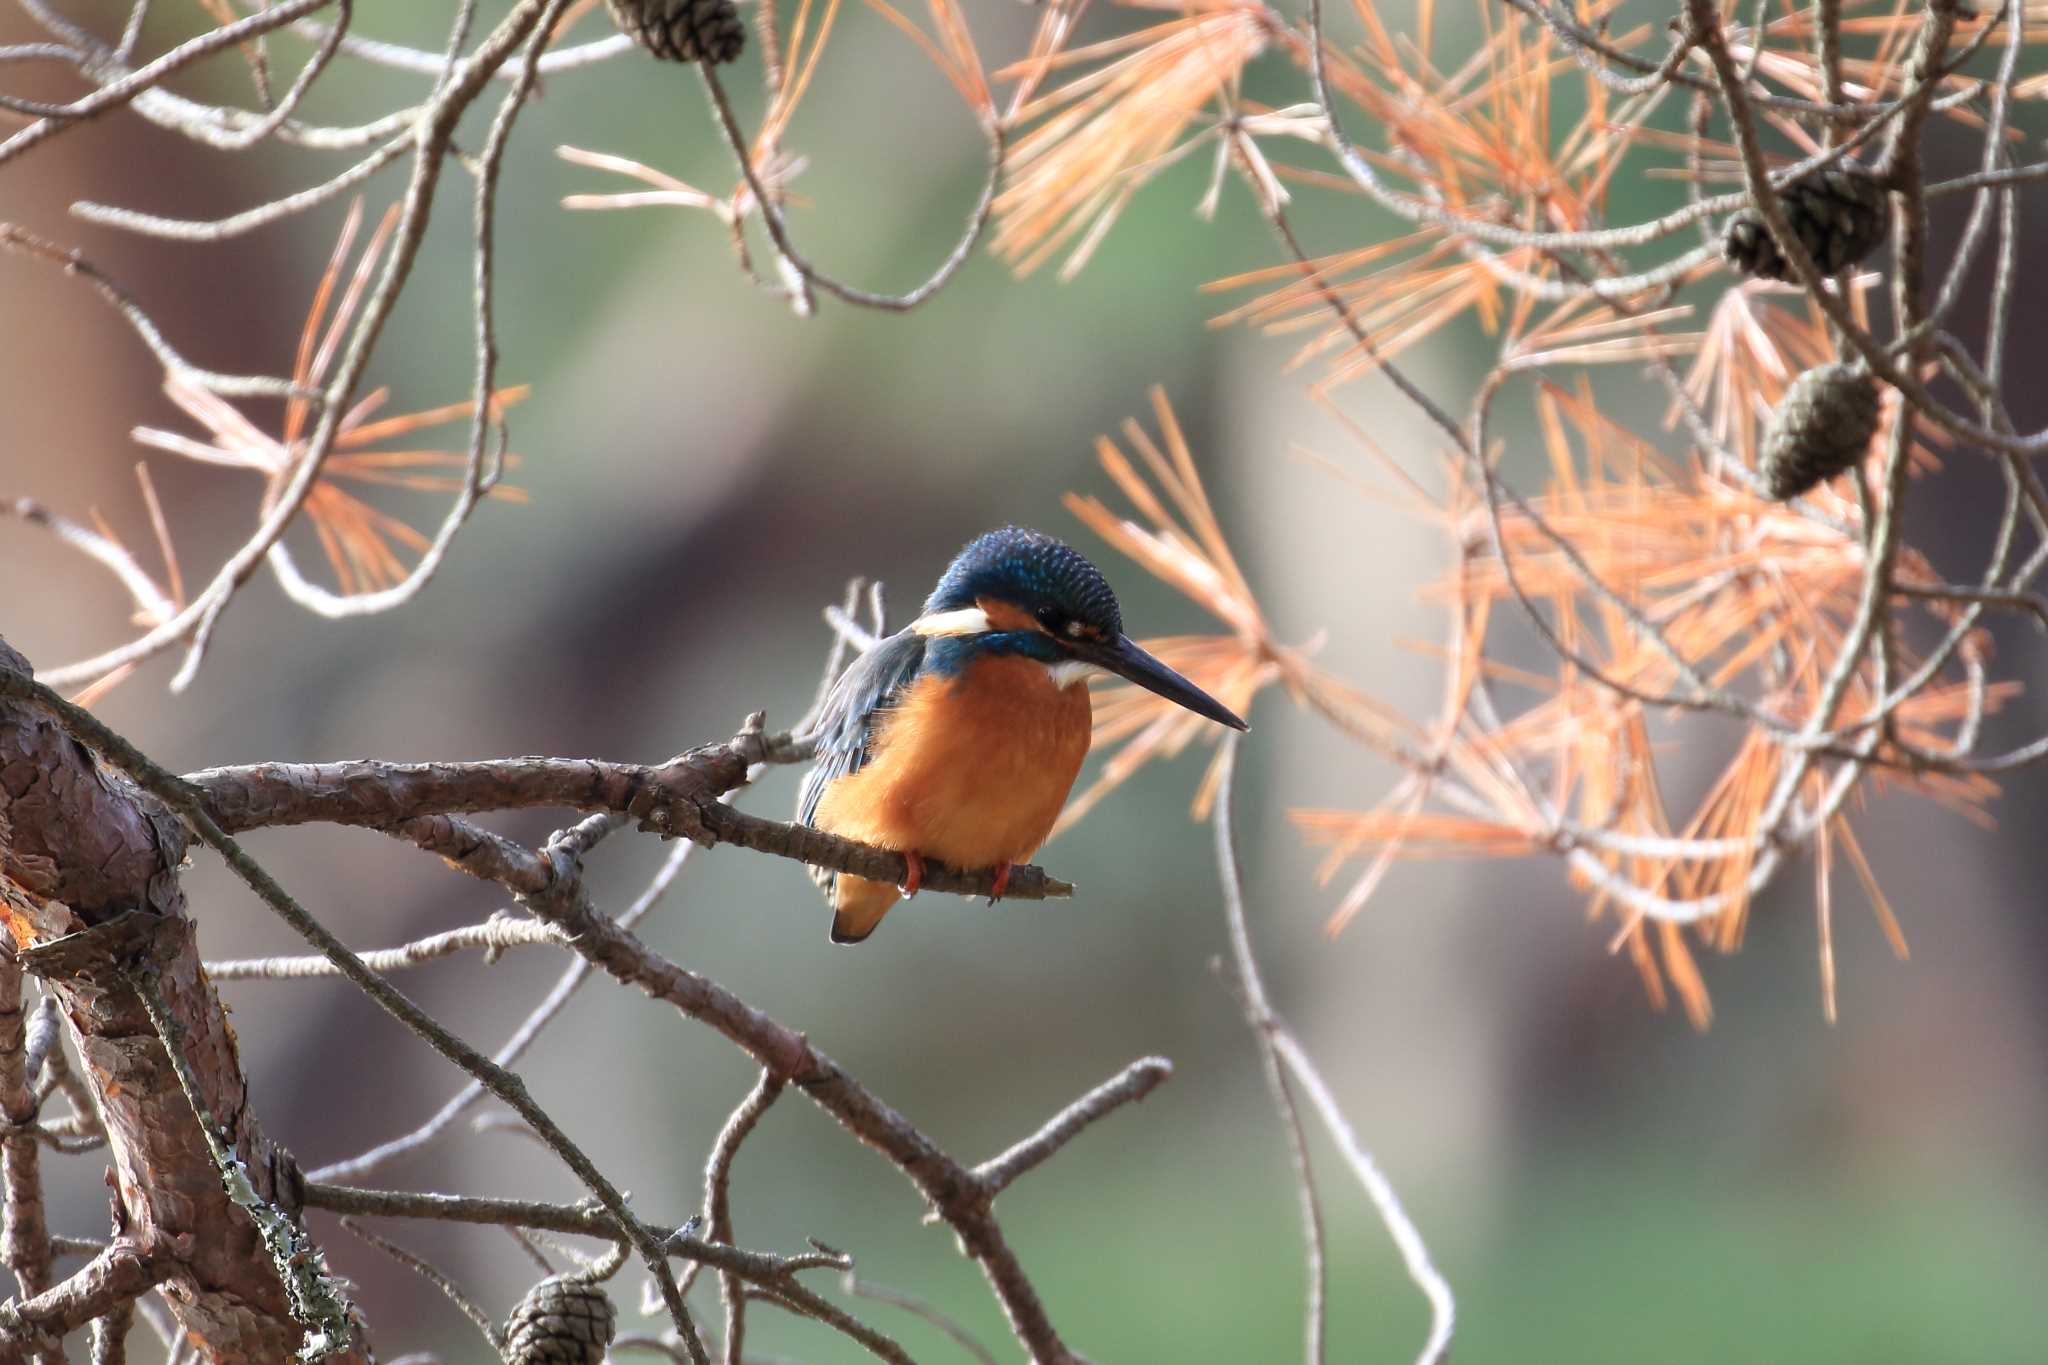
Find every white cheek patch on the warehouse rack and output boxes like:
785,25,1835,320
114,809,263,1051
911,607,992,637
1045,660,1098,689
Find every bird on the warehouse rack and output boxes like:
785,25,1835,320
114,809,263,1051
796,526,1249,944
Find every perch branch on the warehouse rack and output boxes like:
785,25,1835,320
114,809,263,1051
183,737,1075,902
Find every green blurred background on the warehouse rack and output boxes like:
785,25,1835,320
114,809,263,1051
3,1,2046,1359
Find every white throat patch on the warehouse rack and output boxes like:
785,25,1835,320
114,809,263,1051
1045,660,1097,689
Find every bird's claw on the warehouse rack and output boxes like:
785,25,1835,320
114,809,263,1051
899,851,925,899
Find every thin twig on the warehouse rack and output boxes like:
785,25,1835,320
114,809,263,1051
308,828,691,1181
844,1275,1000,1364
696,62,1003,313
206,912,566,979
972,1057,1173,1198
1212,737,1326,1365
0,227,307,402
701,1069,786,1363
1214,734,1453,1365
337,1218,502,1352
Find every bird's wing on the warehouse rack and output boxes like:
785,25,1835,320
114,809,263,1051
796,629,928,891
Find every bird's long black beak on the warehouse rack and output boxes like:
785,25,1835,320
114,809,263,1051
1075,634,1250,731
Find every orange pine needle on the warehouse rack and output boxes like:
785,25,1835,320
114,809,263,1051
134,201,531,602
994,2,1272,278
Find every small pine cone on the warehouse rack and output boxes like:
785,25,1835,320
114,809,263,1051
1759,362,1882,501
1722,164,1888,282
504,1275,617,1365
606,0,745,64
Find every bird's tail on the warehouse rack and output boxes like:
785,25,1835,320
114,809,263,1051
829,875,901,944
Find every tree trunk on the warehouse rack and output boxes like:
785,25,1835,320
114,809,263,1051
0,638,369,1364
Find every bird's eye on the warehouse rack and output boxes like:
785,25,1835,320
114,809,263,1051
1035,606,1067,633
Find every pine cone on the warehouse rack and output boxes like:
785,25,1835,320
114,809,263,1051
1723,165,1888,282
606,0,745,64
504,1275,617,1365
1759,362,1882,501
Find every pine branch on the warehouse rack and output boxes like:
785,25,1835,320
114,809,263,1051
183,737,1075,902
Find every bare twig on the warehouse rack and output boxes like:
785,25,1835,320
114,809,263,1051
308,825,688,1182
1214,735,1452,1364
0,0,336,155
71,137,411,241
698,1070,785,1363
741,1275,916,1365
306,1183,879,1330
696,62,1003,313
0,226,306,402
973,1057,1173,1198
337,1218,501,1353
205,913,567,979
2,499,176,630
1212,736,1326,1365
844,1275,1000,1365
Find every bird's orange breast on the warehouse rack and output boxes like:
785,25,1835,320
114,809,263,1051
810,654,1092,872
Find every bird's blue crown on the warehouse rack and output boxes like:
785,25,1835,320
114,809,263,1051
924,526,1122,634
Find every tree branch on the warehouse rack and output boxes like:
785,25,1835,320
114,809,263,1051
0,1242,173,1353
183,737,1075,902
973,1057,1173,1198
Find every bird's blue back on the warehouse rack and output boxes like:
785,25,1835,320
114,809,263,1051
796,629,926,838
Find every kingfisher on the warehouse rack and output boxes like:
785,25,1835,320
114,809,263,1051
797,526,1249,944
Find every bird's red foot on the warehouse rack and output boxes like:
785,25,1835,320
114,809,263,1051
988,862,1012,905
899,851,925,899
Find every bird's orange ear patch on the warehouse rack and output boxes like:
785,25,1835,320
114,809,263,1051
976,597,1044,633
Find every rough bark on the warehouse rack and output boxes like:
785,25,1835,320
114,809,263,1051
0,638,367,1364
0,955,55,1365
